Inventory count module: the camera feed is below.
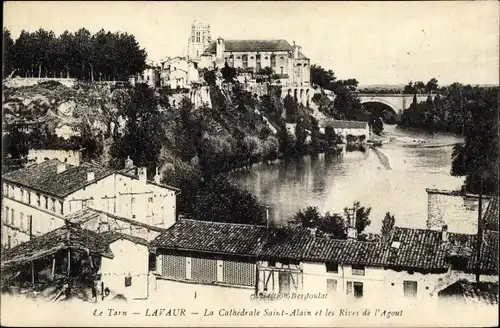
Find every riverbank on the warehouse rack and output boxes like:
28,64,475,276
370,146,391,170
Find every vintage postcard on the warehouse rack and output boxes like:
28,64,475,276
1,1,499,327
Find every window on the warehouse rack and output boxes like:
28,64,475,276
20,213,24,229
44,196,48,210
37,194,41,207
351,264,365,276
60,201,64,215
250,56,254,60
51,198,56,212
223,260,256,287
279,272,291,294
5,206,9,223
147,197,154,216
191,257,217,283
265,56,269,60
28,192,31,205
280,67,284,74
237,56,241,60
326,262,339,273
403,281,417,298
125,276,132,287
11,209,15,225
20,190,24,202
327,279,337,293
27,215,32,232
347,281,363,298
242,55,248,68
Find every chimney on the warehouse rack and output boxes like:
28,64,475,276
87,171,95,182
347,226,357,240
125,156,134,169
154,167,161,184
307,227,317,237
442,225,448,242
138,167,147,182
56,163,67,174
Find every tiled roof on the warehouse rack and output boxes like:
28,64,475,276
66,207,166,233
119,167,180,192
484,197,499,231
438,279,499,305
3,159,114,198
150,219,270,256
297,52,309,60
319,119,369,129
151,221,498,273
204,39,293,54
1,224,113,269
101,231,149,247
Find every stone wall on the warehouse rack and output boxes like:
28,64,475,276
426,189,491,234
4,77,78,88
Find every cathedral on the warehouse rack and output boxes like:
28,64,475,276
187,21,310,87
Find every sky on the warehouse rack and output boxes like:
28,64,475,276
4,1,499,85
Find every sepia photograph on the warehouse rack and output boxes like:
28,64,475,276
1,1,499,327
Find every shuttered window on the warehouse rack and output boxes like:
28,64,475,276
191,257,217,283
162,255,186,279
222,260,255,286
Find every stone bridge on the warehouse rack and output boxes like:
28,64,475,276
358,93,436,114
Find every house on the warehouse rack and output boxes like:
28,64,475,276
150,220,266,301
97,231,152,300
159,57,200,89
149,218,498,304
318,119,370,142
1,157,179,248
130,64,160,88
426,189,492,234
1,223,113,302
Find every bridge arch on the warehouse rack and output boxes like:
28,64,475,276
359,98,398,114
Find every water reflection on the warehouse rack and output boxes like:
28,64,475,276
230,125,464,233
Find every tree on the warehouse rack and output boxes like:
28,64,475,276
324,126,338,147
203,69,217,87
344,201,371,234
310,65,336,91
425,78,439,93
294,118,307,153
283,95,298,122
451,87,498,195
109,84,164,173
290,206,348,239
291,206,322,228
381,212,396,241
320,212,347,239
3,28,14,78
221,61,236,82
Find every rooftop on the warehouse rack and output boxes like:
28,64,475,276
204,39,293,54
2,159,179,198
150,219,270,256
3,159,114,198
318,119,369,129
438,279,499,306
101,230,149,247
151,220,498,273
484,197,499,231
1,223,113,269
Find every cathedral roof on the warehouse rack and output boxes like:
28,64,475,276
204,39,293,53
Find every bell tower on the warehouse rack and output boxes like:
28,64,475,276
187,21,212,62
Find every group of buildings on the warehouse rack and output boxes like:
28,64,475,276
130,21,314,108
1,22,497,307
1,148,498,305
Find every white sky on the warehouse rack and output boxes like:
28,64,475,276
4,1,499,85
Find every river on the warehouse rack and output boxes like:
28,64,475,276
229,124,465,233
